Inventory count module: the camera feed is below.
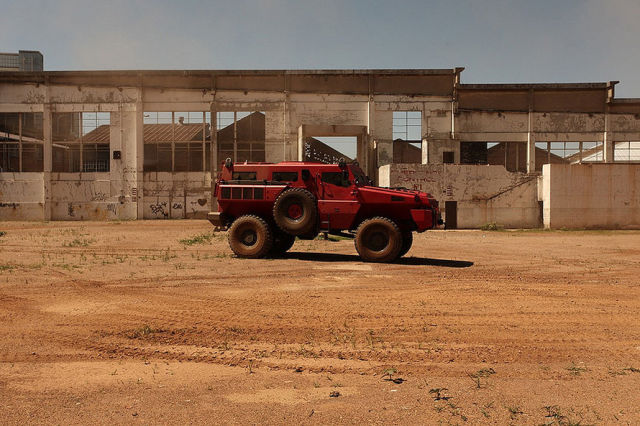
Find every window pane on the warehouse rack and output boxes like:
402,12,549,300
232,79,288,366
53,143,81,172
174,143,188,172
144,144,158,172
21,143,43,172
0,143,19,172
188,142,203,171
157,144,172,171
53,113,81,141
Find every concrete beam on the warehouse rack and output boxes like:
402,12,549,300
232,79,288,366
527,111,536,174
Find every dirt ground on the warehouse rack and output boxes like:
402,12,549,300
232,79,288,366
0,220,639,424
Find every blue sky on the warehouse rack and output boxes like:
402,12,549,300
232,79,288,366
2,0,639,97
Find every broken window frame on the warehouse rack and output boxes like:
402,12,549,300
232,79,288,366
52,112,110,173
535,141,605,168
614,141,640,162
143,111,211,172
216,111,265,164
0,112,44,172
392,111,422,163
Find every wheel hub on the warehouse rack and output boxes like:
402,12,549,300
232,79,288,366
287,204,303,220
367,229,388,252
240,229,257,246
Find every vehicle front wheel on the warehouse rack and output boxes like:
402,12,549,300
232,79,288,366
354,217,402,263
228,215,273,258
398,230,413,258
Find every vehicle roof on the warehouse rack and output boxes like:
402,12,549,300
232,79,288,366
228,161,352,168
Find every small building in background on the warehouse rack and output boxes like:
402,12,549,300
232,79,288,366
0,50,43,71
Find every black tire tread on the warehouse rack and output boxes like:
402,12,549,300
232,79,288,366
398,229,413,258
270,230,296,256
272,188,318,236
354,216,402,263
227,214,273,259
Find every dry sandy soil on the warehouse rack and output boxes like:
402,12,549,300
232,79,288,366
1,220,639,425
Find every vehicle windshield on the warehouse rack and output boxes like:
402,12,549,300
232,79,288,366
350,167,369,187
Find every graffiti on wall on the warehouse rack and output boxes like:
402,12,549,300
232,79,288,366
91,192,107,202
149,201,168,218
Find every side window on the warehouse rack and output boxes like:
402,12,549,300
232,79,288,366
232,171,256,180
272,171,298,182
321,172,350,187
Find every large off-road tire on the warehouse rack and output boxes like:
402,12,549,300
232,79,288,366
354,217,402,263
398,230,413,258
273,188,317,236
228,215,273,258
296,230,318,240
270,230,296,256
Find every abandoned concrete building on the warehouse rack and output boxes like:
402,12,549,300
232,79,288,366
1,69,639,228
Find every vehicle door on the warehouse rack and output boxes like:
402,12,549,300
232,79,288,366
318,170,360,230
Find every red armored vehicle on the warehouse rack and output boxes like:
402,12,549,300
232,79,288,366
208,159,442,262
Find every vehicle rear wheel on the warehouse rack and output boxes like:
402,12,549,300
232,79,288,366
273,188,317,236
228,215,273,258
270,230,296,256
398,230,413,258
354,217,402,263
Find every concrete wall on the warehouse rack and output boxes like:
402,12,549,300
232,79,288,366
0,172,45,220
143,172,211,219
380,163,540,228
542,164,640,229
51,173,118,220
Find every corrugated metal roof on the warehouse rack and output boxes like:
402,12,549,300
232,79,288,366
83,123,210,143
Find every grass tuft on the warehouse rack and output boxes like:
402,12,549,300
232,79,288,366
128,324,159,339
179,233,215,246
63,238,95,247
480,222,503,231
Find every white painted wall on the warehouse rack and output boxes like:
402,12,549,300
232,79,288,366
542,164,640,229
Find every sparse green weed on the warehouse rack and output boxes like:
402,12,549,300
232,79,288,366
179,233,215,246
567,363,588,376
63,237,95,247
128,324,158,339
480,222,503,231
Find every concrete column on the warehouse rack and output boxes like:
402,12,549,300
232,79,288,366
297,125,304,161
526,111,536,173
210,102,218,211
283,92,290,161
112,107,139,220
367,98,375,174
603,110,613,163
42,105,52,221
135,101,144,219
421,138,429,164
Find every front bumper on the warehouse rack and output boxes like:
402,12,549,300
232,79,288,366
207,212,223,227
410,208,434,232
